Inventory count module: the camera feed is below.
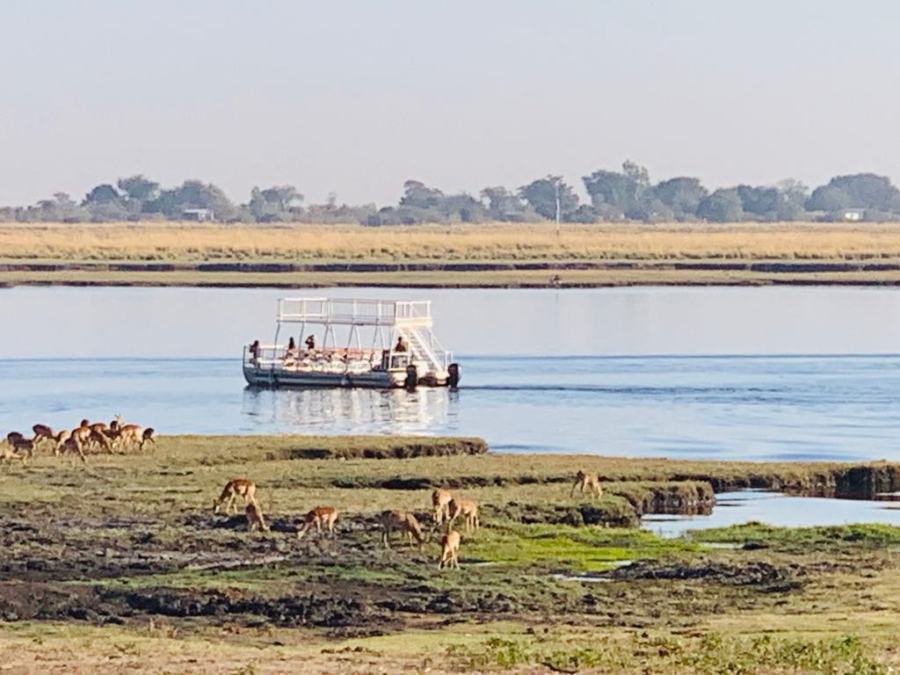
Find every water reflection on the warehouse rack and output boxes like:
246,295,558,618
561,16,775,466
643,490,900,538
241,386,456,435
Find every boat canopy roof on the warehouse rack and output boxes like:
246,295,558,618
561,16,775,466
276,297,434,328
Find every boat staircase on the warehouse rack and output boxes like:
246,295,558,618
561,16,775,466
398,325,451,376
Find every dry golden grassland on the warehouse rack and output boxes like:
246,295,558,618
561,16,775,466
4,221,900,263
5,221,900,287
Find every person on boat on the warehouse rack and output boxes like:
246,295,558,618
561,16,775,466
305,335,316,351
249,340,261,365
394,336,408,352
287,337,298,355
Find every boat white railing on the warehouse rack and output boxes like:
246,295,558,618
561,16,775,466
277,298,433,328
243,344,384,370
244,339,451,375
399,327,453,373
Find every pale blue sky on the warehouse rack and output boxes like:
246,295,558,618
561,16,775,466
2,0,900,205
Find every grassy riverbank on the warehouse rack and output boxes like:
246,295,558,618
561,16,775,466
6,222,900,287
0,435,897,673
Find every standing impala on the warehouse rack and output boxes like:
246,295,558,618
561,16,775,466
296,506,338,539
432,488,454,525
448,497,479,532
438,530,461,569
570,470,603,499
245,500,270,532
213,479,258,515
380,510,424,548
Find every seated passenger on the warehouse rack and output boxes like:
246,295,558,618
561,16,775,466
305,335,316,351
286,337,299,357
394,336,408,352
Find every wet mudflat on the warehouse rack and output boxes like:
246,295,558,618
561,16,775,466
0,435,898,673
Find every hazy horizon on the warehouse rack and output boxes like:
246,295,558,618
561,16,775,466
3,0,900,206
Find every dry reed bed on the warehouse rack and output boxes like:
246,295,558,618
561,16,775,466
5,222,900,262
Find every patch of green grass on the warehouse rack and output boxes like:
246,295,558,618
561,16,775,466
464,523,698,572
447,632,889,674
694,522,900,550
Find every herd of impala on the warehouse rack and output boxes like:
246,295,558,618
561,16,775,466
2,423,604,571
1,417,156,463
210,469,604,570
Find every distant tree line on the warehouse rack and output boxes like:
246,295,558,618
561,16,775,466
3,164,900,224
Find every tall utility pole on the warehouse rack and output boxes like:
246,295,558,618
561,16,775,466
554,179,561,236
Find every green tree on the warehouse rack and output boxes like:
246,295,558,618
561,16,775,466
117,175,160,203
807,173,900,212
248,185,303,221
83,184,121,205
736,185,780,219
519,176,579,220
481,186,532,221
150,180,235,220
697,188,744,222
399,180,444,209
582,161,652,220
655,177,707,218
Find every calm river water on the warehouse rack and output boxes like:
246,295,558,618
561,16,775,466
2,286,900,462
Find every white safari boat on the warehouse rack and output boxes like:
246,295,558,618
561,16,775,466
243,297,460,389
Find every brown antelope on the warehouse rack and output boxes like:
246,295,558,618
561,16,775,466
438,530,461,570
0,445,28,465
448,497,479,532
431,488,454,525
10,437,34,459
52,429,72,455
88,428,113,453
32,424,55,450
117,424,144,451
570,470,603,498
140,428,156,451
71,420,93,451
245,499,270,532
60,436,86,463
89,421,109,435
213,479,257,515
380,510,424,548
296,506,338,539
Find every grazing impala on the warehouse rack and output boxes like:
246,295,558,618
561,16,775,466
570,470,603,499
71,420,93,452
380,510,424,548
60,436,86,463
140,428,156,451
431,488,454,525
245,499,270,532
32,424,55,450
296,506,338,539
10,437,35,459
117,424,145,452
213,479,257,515
52,429,72,455
1,443,28,464
448,497,479,532
438,530,461,569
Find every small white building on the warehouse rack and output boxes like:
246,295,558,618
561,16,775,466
841,208,864,222
182,208,214,222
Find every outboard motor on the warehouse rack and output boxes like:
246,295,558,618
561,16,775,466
447,362,461,388
404,364,418,389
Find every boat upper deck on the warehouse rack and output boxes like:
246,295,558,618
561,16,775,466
277,298,434,328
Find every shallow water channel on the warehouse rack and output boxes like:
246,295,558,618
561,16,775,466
641,490,900,538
